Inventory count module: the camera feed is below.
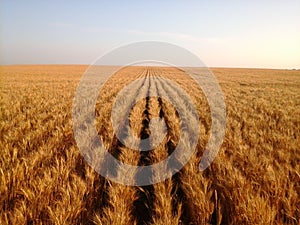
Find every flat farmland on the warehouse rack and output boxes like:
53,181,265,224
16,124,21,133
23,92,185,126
0,65,299,225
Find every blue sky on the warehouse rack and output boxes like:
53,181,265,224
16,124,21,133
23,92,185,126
1,0,299,68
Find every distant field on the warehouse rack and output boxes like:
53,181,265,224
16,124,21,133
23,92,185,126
0,65,299,225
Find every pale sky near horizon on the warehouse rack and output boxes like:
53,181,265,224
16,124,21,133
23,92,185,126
0,0,299,69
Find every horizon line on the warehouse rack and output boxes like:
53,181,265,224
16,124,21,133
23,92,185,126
0,63,299,70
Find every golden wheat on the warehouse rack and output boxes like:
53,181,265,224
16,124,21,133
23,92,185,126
0,65,299,225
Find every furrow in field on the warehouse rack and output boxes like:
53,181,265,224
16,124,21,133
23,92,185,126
146,72,183,225
131,68,155,225
95,67,149,225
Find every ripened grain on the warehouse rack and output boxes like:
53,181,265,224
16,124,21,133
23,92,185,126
0,65,299,225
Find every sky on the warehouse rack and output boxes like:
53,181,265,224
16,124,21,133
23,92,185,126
0,0,299,68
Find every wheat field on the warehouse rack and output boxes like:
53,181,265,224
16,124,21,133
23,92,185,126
0,65,299,225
